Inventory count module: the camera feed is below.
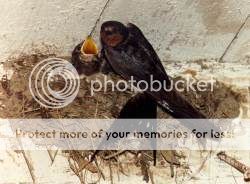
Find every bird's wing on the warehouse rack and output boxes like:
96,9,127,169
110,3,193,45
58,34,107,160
103,24,207,119
105,47,209,119
104,44,167,85
125,24,208,119
100,48,117,75
127,23,168,76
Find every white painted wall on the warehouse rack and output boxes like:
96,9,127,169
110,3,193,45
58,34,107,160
0,0,249,62
0,2,249,183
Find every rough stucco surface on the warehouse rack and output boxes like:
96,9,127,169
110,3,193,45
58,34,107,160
0,0,249,97
0,0,107,61
0,0,250,62
96,0,250,62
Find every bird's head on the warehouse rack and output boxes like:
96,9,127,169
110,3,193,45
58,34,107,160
100,21,129,47
78,36,99,63
80,36,98,56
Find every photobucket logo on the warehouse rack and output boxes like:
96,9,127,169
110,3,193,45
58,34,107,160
90,75,215,95
29,58,80,108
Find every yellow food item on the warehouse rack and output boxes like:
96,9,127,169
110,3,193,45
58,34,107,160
81,36,98,55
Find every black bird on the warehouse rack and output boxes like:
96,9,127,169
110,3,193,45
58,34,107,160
119,92,157,119
71,38,158,166
71,37,101,76
91,92,158,170
100,21,206,119
119,92,158,167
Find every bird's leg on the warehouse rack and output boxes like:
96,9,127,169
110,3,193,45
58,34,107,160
139,151,150,182
153,150,157,166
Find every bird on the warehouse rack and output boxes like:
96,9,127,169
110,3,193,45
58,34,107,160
71,37,158,166
71,36,101,76
71,21,220,132
118,92,157,119
71,35,118,77
118,92,158,166
70,22,220,172
91,92,158,167
100,21,206,119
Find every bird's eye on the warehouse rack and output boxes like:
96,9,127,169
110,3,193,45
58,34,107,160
105,27,113,32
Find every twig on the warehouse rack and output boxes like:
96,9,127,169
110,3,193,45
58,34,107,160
23,108,41,114
217,151,250,182
47,150,53,163
189,150,212,179
94,158,106,180
51,149,59,165
170,161,174,178
218,14,250,62
153,150,157,166
47,149,59,165
89,0,113,37
68,158,85,184
230,166,239,184
21,150,36,183
71,151,98,173
17,133,36,183
109,160,114,184
149,168,155,184
140,152,149,182
94,100,99,118
116,156,129,176
102,150,126,160
116,157,120,182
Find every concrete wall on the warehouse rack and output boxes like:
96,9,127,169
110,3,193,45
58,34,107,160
0,0,249,62
0,2,249,183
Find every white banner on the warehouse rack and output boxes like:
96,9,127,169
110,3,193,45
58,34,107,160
0,119,249,150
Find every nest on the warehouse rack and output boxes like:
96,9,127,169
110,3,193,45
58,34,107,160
0,53,245,183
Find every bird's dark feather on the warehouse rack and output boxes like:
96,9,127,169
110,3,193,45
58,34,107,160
102,22,206,119
127,23,168,76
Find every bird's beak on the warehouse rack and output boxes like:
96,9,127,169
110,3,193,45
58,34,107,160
80,36,98,56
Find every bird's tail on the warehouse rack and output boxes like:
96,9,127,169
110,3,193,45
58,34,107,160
152,89,221,134
153,89,206,119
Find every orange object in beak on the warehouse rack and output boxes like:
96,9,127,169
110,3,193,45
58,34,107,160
81,36,98,55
